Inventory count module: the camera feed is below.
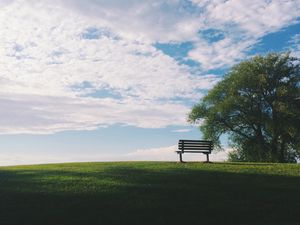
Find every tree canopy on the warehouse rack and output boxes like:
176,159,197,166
189,52,300,163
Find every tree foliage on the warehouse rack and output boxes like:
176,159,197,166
189,53,300,163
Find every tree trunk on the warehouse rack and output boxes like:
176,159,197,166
279,140,286,163
271,104,279,162
271,136,279,162
256,126,265,161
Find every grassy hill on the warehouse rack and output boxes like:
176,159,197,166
0,162,299,225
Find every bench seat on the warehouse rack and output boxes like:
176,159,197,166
176,140,213,162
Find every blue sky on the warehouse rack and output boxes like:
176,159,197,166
0,0,300,165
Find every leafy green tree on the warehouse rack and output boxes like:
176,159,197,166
189,52,300,163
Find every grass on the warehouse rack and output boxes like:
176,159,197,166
0,161,299,225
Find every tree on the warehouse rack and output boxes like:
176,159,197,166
188,52,300,163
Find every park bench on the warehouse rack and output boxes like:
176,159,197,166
176,140,213,163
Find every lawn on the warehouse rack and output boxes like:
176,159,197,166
0,162,299,225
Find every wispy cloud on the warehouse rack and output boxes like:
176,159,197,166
126,145,232,162
0,1,220,133
172,129,191,133
0,94,191,134
0,146,232,166
190,0,300,70
0,152,121,166
289,33,300,58
0,0,299,134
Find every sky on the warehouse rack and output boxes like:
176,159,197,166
0,0,300,166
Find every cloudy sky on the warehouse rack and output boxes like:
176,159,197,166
0,0,300,165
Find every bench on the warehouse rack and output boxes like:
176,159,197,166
176,140,213,163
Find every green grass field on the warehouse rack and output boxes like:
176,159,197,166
0,162,299,225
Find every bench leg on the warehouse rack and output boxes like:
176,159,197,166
206,153,209,163
179,153,183,163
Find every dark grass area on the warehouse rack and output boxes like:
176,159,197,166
0,162,299,225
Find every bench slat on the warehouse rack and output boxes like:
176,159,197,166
182,151,210,153
179,146,211,149
176,150,210,152
179,143,211,145
178,147,211,151
179,143,212,145
179,140,211,143
180,150,211,152
178,145,212,148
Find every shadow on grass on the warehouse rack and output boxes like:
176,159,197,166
0,164,299,225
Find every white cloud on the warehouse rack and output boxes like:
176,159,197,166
289,33,300,58
195,0,300,36
172,129,191,133
49,0,300,71
190,0,300,70
0,0,13,7
126,145,231,162
188,38,254,70
0,93,192,134
0,0,299,134
41,0,204,43
0,152,121,166
0,0,220,133
45,0,300,44
0,145,232,166
126,145,178,161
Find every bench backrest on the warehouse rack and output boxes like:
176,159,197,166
178,140,213,153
